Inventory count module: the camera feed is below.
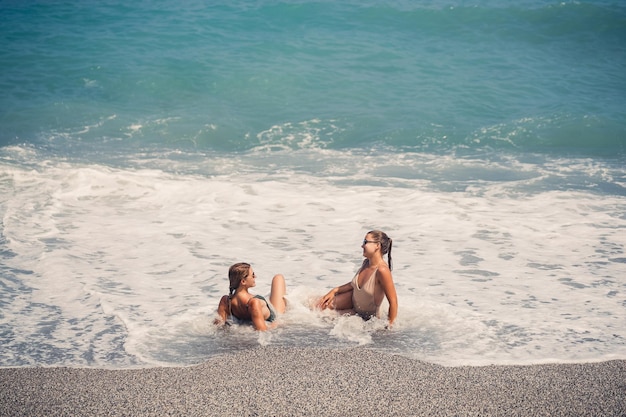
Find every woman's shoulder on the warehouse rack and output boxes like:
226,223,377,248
375,263,392,278
246,296,265,310
376,262,390,271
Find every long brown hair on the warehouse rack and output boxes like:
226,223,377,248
367,230,393,270
228,262,250,297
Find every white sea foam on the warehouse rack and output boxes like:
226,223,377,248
1,147,625,368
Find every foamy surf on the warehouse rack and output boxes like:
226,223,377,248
1,146,624,368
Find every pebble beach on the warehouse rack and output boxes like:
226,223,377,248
1,347,624,417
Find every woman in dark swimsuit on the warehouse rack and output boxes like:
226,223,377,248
214,262,287,331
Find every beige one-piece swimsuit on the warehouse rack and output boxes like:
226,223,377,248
351,267,383,318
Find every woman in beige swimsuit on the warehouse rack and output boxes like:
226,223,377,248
214,262,287,331
317,230,398,327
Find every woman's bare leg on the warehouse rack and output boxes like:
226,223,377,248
269,274,287,313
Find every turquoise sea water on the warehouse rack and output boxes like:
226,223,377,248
1,1,625,368
2,0,625,154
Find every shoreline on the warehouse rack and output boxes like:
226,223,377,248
1,347,625,416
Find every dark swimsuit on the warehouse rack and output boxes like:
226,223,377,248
228,295,276,323
228,294,277,323
249,295,277,322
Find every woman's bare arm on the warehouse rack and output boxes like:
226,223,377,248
317,282,352,309
248,297,269,331
214,295,230,326
377,267,398,326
